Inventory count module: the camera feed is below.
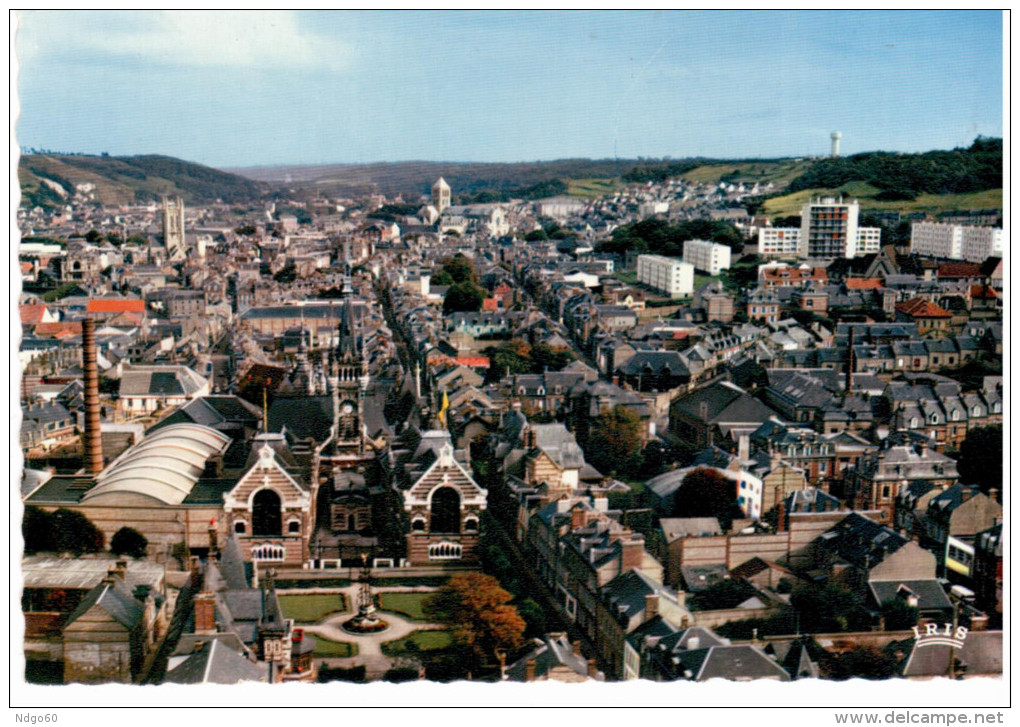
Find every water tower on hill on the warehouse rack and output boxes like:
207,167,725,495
830,131,842,158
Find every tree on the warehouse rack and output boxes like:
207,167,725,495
582,406,644,478
85,229,103,243
439,253,477,285
821,646,898,680
880,599,918,631
48,509,105,555
790,582,872,633
514,597,547,638
671,467,740,529
425,573,526,666
956,425,1003,496
111,527,149,558
482,339,533,382
22,506,52,554
443,281,487,315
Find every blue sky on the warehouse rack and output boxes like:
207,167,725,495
14,10,1004,168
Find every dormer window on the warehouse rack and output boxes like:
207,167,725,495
910,417,919,428
951,410,959,421
993,403,1001,413
930,414,938,425
973,406,980,416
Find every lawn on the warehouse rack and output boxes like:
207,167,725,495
567,177,623,199
278,593,349,623
381,630,454,656
376,592,438,622
311,636,359,658
763,186,1003,218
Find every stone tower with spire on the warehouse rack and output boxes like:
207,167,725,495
431,177,451,214
330,263,369,456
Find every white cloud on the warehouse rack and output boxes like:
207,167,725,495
18,10,352,71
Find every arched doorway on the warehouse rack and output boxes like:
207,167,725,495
252,489,282,536
430,487,461,534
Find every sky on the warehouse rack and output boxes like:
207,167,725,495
13,10,1005,168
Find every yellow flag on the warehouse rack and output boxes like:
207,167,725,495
438,389,449,428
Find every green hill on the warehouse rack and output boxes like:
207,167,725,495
20,153,267,209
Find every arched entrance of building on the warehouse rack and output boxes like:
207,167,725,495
430,487,461,534
252,489,282,536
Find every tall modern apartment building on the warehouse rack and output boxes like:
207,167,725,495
758,197,881,259
910,222,1003,262
682,238,731,276
636,254,694,298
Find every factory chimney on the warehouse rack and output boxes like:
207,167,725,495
830,131,842,158
82,316,104,475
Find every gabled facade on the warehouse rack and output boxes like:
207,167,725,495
223,435,315,566
402,436,487,565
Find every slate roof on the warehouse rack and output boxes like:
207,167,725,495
601,569,680,629
165,639,266,684
504,633,597,682
648,640,791,682
671,382,781,425
119,365,208,397
64,580,144,630
814,514,909,570
897,631,1002,678
869,579,953,613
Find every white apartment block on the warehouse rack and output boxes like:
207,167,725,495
793,196,882,259
758,227,801,257
636,254,694,298
911,222,1003,262
682,238,732,275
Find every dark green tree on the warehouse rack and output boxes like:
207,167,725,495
670,467,740,529
22,506,52,554
880,599,919,631
821,646,898,680
49,509,105,555
443,281,487,315
956,425,1003,496
582,406,644,478
110,527,149,558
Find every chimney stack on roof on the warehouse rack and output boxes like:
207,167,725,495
82,316,104,475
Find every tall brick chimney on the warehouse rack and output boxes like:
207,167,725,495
524,658,536,682
620,535,645,572
644,593,660,621
194,591,217,634
81,316,104,475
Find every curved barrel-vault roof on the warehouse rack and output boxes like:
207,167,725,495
83,423,232,506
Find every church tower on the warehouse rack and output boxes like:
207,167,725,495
431,177,451,214
331,265,369,456
162,196,186,261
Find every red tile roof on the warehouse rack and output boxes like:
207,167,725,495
896,297,952,319
19,304,49,325
970,284,999,300
33,321,83,338
86,298,145,314
937,262,982,279
845,278,883,290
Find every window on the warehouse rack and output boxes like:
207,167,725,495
428,541,462,560
411,518,426,532
252,489,282,536
234,521,246,534
430,487,462,534
288,520,301,534
252,544,285,562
